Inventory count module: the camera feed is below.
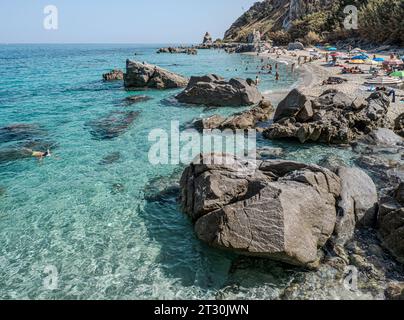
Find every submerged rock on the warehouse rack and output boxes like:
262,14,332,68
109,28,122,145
86,111,139,140
0,186,6,197
176,74,263,107
180,154,341,268
0,148,32,164
102,69,124,81
379,183,404,264
192,100,273,131
99,152,122,165
264,90,391,145
124,60,188,90
123,95,152,105
0,124,46,144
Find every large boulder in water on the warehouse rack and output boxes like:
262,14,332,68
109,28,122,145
103,69,124,81
264,90,391,144
273,89,310,122
124,60,188,89
333,167,378,246
379,182,404,264
180,154,341,268
202,32,213,45
176,74,263,107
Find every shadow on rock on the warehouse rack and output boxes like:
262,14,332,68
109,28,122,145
86,110,140,140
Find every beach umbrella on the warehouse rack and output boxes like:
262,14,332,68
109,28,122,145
351,54,369,60
327,47,337,51
350,59,365,64
390,71,404,78
373,57,385,62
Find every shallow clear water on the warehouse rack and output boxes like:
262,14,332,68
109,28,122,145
0,44,355,299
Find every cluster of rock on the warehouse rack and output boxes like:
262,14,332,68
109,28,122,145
176,74,263,107
379,183,404,264
264,89,391,144
395,113,404,137
157,47,197,55
180,154,379,269
202,32,213,45
192,100,273,131
102,69,124,81
124,60,188,90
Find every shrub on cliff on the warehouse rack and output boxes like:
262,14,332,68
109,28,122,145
358,0,404,45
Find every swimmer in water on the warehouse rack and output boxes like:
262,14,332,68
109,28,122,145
31,149,51,160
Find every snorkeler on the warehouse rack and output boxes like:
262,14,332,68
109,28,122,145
31,149,51,160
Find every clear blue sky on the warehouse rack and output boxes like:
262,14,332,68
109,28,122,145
0,0,257,43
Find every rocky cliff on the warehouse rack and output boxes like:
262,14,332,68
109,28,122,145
224,0,403,45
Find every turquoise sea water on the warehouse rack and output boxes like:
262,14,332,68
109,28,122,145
0,44,355,299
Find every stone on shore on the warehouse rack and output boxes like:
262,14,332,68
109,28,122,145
394,113,404,138
124,60,188,90
176,74,263,107
288,42,304,51
180,154,342,268
103,69,124,81
264,89,391,144
379,182,404,264
192,100,273,131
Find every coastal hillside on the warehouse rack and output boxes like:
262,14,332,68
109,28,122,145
224,0,404,45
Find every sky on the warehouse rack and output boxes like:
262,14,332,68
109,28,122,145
0,0,258,44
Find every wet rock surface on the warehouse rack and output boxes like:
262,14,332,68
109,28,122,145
124,60,188,90
176,74,263,107
264,89,391,144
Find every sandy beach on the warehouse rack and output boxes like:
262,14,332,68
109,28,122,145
249,49,404,122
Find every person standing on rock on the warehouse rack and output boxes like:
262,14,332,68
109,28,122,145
275,72,280,81
255,75,260,85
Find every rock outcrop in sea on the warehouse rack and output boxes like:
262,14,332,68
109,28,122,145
203,32,213,45
192,100,273,131
264,89,391,144
102,69,124,81
157,47,197,55
176,74,263,107
180,153,378,269
124,60,188,90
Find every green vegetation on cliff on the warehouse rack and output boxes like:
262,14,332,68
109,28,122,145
224,0,403,45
